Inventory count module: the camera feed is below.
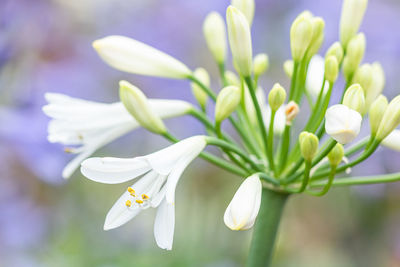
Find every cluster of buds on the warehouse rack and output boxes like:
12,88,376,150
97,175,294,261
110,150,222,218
43,0,400,253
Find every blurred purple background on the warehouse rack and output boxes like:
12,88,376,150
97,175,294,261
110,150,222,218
1,0,400,266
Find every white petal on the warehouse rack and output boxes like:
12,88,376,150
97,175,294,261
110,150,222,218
264,105,286,135
153,199,175,250
81,157,151,184
93,35,191,79
382,129,400,151
306,55,329,98
150,99,192,118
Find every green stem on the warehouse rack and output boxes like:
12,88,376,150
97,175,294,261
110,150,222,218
267,110,277,173
247,189,289,267
309,171,400,187
307,165,336,196
218,63,228,87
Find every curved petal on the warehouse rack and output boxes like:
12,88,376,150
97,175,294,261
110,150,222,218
382,129,400,151
153,199,175,250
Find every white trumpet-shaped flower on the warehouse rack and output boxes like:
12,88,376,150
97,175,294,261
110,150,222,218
93,35,192,79
325,104,362,144
381,129,400,151
43,93,192,179
80,136,207,250
306,55,329,98
224,174,262,231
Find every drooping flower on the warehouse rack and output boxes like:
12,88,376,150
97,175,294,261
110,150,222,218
42,93,192,178
80,136,207,250
325,104,362,144
224,174,262,231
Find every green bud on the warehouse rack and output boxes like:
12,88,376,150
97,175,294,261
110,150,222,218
343,83,366,114
342,33,366,82
299,131,319,162
226,6,253,77
231,0,255,25
225,71,240,86
305,17,325,60
365,62,385,109
119,80,166,134
283,60,294,78
328,143,344,167
352,64,373,98
215,85,241,123
325,42,344,64
203,12,227,64
369,95,388,136
290,11,313,62
324,56,339,83
376,95,400,141
268,83,286,112
191,68,210,109
253,53,269,78
340,0,368,48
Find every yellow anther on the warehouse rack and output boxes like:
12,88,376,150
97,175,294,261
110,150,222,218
125,200,132,207
142,194,149,200
127,187,135,194
135,199,144,204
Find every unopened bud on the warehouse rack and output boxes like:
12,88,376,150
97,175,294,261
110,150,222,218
119,80,166,134
285,101,299,125
376,95,400,141
215,85,241,123
203,12,227,64
268,83,286,112
343,84,366,114
226,6,253,77
369,95,388,136
352,64,373,98
305,17,325,60
325,42,344,64
225,71,240,86
253,53,269,78
342,33,366,82
365,62,385,109
328,143,344,167
290,12,313,62
283,60,294,78
299,131,319,162
324,56,339,83
231,0,255,26
191,68,210,109
340,0,368,48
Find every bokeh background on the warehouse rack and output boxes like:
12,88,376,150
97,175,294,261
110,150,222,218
1,0,400,266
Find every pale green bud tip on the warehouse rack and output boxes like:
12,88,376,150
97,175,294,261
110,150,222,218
343,83,366,114
328,143,344,167
268,83,286,112
215,85,241,123
225,71,240,86
203,12,227,64
324,56,339,83
305,17,325,60
191,68,210,108
253,54,269,77
369,95,388,136
119,80,167,134
325,42,344,64
376,95,400,141
226,6,253,77
340,0,368,47
299,131,319,161
352,64,373,94
343,33,366,82
231,0,255,25
290,13,313,62
283,60,294,78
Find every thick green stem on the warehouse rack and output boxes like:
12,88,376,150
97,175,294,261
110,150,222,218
247,189,289,267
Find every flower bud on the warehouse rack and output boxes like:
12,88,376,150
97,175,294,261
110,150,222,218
365,62,385,109
376,95,400,141
340,0,368,48
231,0,255,25
306,55,329,99
342,33,366,82
93,36,191,79
369,95,388,136
268,83,286,112
215,85,241,123
203,12,227,64
253,53,269,78
381,130,400,152
328,143,344,167
290,12,313,62
285,101,300,125
352,64,373,98
343,83,366,114
191,68,210,109
324,56,339,83
325,104,362,144
283,60,294,78
119,80,167,134
225,71,240,86
226,6,253,77
325,42,344,64
224,174,261,231
299,131,319,162
305,17,325,60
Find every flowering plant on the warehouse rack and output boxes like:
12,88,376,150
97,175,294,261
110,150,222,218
43,0,400,265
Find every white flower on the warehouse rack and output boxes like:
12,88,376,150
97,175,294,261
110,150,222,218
42,93,192,179
265,105,286,135
93,35,192,79
306,55,329,98
325,104,362,144
381,129,400,151
224,174,262,231
80,136,207,250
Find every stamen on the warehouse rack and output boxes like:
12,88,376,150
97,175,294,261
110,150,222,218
125,200,132,207
142,194,149,200
127,187,135,194
135,199,144,204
